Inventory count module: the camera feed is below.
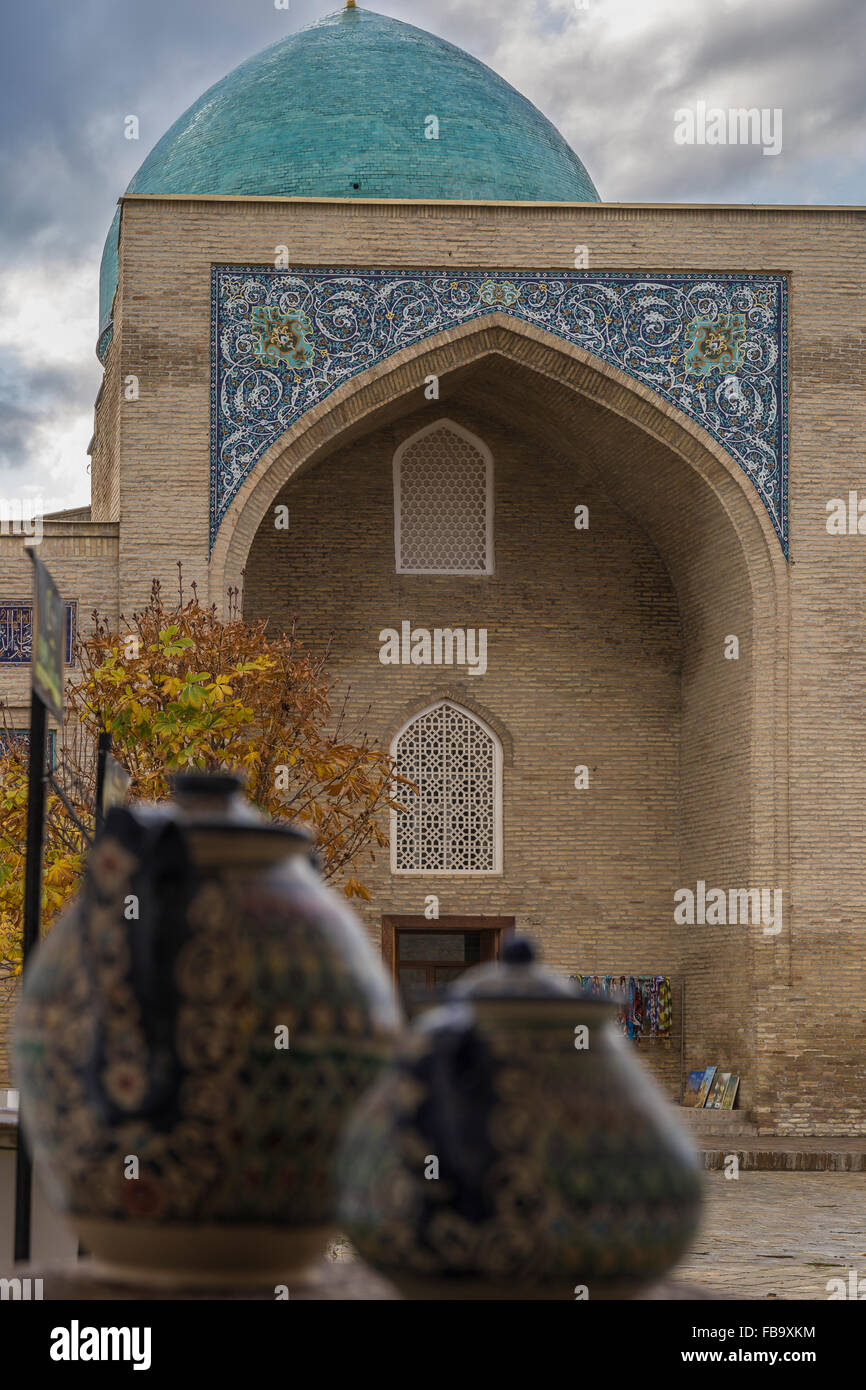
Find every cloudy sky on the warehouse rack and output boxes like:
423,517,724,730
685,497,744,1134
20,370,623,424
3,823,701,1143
1,0,863,514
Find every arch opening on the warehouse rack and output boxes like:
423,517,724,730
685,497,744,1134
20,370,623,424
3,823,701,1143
231,324,788,1118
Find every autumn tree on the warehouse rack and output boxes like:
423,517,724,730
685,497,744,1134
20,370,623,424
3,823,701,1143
0,576,406,976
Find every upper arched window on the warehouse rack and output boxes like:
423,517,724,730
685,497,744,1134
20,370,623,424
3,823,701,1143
393,420,494,575
391,700,503,875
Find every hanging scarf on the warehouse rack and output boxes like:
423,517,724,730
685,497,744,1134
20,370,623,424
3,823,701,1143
658,977,673,1038
570,973,673,1044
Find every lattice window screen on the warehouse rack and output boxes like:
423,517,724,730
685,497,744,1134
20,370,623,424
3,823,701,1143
393,703,499,872
395,424,492,574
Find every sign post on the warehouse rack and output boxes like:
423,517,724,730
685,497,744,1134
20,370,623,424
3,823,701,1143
95,731,111,833
13,550,65,1262
95,733,131,831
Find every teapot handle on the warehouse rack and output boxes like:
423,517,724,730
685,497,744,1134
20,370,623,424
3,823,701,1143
82,805,196,1123
419,1004,496,1189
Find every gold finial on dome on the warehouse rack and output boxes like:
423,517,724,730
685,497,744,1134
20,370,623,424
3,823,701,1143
345,1,357,8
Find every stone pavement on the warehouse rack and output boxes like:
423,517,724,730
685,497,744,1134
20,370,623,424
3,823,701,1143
676,1171,866,1299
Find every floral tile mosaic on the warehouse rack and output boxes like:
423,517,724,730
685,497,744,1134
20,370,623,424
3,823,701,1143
211,269,788,554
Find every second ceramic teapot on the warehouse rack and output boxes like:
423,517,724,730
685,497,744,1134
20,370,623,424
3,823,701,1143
337,937,701,1299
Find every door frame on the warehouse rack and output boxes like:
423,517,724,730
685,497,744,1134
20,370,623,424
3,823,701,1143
381,914,514,985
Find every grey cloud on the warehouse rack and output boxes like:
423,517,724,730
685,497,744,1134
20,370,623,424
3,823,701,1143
3,0,863,262
1,0,863,507
0,0,329,264
0,348,98,474
563,0,866,201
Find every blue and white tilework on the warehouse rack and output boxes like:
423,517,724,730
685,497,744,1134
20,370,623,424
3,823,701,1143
0,602,77,666
211,269,788,553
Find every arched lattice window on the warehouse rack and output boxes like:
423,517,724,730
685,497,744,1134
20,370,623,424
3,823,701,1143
391,701,502,874
393,420,494,574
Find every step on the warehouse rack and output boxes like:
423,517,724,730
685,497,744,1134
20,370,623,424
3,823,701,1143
700,1147,866,1172
676,1106,758,1138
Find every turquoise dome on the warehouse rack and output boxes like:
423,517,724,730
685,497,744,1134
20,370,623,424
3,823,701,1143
98,4,599,354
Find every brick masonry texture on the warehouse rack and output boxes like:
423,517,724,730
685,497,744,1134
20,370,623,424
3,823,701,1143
2,196,865,1136
244,395,689,1098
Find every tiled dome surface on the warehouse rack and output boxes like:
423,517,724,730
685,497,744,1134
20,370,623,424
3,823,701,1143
98,5,599,347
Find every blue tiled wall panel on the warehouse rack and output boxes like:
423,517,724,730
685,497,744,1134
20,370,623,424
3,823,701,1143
211,267,788,554
0,602,77,666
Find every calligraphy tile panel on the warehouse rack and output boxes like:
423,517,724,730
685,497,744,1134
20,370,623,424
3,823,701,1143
0,601,77,666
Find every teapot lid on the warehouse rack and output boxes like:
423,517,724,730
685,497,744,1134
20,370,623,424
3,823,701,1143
169,771,312,843
448,935,578,1001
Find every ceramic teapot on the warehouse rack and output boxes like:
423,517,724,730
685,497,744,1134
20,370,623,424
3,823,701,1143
14,772,402,1287
337,937,701,1299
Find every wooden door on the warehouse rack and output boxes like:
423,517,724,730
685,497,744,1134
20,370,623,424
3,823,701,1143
382,915,513,1010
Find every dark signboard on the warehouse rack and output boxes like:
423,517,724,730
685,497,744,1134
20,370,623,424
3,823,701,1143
28,551,65,721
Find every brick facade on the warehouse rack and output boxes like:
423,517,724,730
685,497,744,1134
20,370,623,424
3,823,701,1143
1,194,864,1133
